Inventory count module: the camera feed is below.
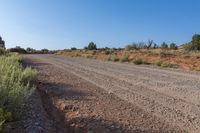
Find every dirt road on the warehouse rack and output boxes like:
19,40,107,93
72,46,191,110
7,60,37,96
24,54,200,133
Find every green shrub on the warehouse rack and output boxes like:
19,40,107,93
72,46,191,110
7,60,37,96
184,34,200,51
41,48,49,53
8,47,27,54
107,55,119,62
112,56,119,62
107,56,112,61
105,50,111,55
56,50,64,55
161,42,168,49
120,54,129,62
87,42,97,50
161,63,171,67
133,58,143,65
0,54,36,111
125,42,145,50
169,43,178,50
155,60,162,66
71,47,77,50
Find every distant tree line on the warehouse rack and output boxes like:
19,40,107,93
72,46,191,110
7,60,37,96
2,34,200,54
125,40,178,50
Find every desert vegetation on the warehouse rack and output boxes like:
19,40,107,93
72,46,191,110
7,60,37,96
0,48,37,131
56,34,200,71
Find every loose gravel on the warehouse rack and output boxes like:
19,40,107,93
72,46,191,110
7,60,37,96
22,54,200,133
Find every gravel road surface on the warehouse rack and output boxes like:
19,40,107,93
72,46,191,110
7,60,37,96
24,54,200,133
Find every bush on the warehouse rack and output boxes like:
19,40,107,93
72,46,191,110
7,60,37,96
161,42,168,49
112,56,119,62
120,54,129,62
133,58,143,65
125,44,135,50
125,42,146,50
107,55,119,62
71,47,77,50
26,47,36,53
169,43,178,50
9,47,27,54
41,48,49,53
0,54,36,131
161,63,171,68
105,50,112,55
0,48,6,55
0,54,36,111
87,42,97,50
184,42,194,51
155,59,162,66
192,34,200,48
184,34,200,51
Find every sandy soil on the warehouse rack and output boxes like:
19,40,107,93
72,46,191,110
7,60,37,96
22,54,200,133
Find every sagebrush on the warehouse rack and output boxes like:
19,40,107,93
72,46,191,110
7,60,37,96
0,53,37,131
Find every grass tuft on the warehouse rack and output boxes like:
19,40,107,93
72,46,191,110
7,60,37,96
133,58,143,65
120,54,129,62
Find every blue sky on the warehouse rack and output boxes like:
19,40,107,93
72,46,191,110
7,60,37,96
0,0,200,50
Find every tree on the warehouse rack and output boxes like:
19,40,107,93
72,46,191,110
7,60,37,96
26,47,36,53
87,42,97,50
192,34,200,50
41,48,49,53
0,36,5,48
71,47,77,50
169,43,178,50
161,42,168,49
146,40,154,49
153,43,158,49
9,47,27,54
184,34,200,51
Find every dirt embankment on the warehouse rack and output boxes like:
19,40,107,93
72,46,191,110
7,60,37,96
58,49,200,71
22,54,200,133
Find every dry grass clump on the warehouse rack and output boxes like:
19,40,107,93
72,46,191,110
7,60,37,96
120,54,129,62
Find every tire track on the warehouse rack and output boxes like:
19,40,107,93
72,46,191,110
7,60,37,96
27,54,200,133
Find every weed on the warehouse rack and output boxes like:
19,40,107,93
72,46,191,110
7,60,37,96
161,63,171,68
112,56,119,62
133,58,143,65
155,60,162,66
120,54,129,62
108,55,119,62
107,56,112,61
0,53,37,130
105,50,111,55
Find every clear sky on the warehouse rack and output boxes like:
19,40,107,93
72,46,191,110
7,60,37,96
0,0,200,50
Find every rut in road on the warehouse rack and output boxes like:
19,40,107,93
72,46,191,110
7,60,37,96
27,54,200,133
